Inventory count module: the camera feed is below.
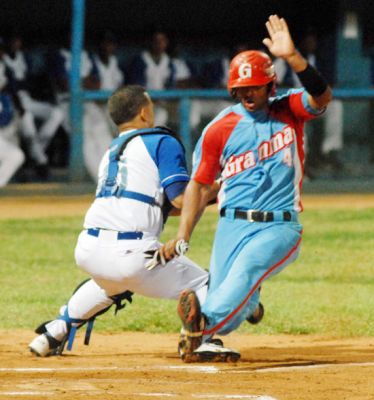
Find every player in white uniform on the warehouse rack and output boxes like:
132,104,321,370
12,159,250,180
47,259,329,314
128,32,175,126
190,55,232,132
50,40,111,180
28,85,215,357
84,33,124,181
4,35,64,175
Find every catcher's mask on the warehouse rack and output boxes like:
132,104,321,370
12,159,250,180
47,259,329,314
227,50,276,99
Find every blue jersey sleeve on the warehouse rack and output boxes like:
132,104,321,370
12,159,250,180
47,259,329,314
164,181,188,201
142,134,190,189
157,136,190,188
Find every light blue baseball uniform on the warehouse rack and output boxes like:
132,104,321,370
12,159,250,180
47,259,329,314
192,89,322,336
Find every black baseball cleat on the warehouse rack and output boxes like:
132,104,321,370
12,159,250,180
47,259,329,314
177,289,204,362
247,302,264,325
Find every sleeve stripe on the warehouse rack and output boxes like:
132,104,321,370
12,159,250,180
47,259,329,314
161,173,189,185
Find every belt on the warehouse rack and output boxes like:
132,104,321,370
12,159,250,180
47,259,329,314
87,228,143,240
220,209,294,222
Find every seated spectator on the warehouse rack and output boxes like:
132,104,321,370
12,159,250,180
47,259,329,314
4,33,64,180
170,44,198,89
188,44,248,139
83,31,125,181
0,39,25,187
48,34,106,181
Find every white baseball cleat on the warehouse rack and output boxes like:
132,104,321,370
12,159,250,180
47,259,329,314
29,333,65,357
192,341,241,362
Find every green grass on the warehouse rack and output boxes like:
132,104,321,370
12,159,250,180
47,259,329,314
1,208,374,336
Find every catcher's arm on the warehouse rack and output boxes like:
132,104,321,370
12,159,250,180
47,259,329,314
167,192,184,215
159,179,212,261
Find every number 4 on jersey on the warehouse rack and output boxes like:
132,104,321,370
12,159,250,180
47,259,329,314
283,147,293,167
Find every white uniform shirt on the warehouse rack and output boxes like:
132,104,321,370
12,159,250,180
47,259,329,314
83,129,189,237
172,58,191,82
141,51,172,90
3,51,27,81
59,49,93,80
93,54,124,90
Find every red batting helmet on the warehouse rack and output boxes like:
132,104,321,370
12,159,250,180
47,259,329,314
227,50,276,90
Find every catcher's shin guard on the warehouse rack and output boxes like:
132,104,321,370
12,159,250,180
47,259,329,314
58,288,134,352
33,279,134,355
177,289,204,363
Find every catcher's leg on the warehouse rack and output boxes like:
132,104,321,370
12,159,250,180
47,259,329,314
29,279,133,356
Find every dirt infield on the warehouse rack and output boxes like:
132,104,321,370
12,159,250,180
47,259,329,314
0,331,373,400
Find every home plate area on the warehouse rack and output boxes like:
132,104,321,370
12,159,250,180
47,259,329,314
0,331,373,400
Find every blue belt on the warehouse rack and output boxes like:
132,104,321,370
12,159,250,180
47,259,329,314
87,228,143,240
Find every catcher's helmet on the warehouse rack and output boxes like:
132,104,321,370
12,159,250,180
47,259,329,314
227,50,276,90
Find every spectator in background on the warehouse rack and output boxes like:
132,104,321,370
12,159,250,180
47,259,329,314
166,43,201,131
127,31,175,125
49,34,108,181
274,31,343,178
92,32,124,93
189,44,247,139
0,38,25,187
171,45,197,89
4,34,64,180
83,32,125,181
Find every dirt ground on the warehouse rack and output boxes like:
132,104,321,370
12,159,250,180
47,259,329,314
0,331,373,400
1,190,374,399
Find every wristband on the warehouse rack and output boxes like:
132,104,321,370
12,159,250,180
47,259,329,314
175,239,189,256
296,64,328,97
